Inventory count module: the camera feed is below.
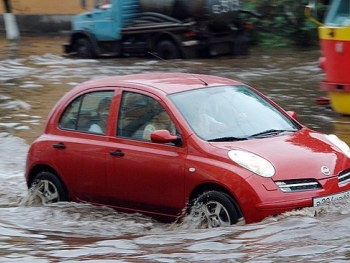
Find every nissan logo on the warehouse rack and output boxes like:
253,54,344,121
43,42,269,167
321,166,331,176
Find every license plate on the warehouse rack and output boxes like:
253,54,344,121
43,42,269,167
313,190,350,207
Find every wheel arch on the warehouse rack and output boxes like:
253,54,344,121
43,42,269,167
27,164,68,195
189,183,243,218
69,30,101,55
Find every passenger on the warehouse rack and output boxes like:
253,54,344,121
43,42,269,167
143,109,176,140
185,103,226,138
89,97,111,134
195,113,226,137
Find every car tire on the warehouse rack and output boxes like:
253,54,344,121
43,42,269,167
189,190,241,228
155,40,181,59
30,171,69,204
74,38,95,59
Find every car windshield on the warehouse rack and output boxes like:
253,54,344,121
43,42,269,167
169,85,301,141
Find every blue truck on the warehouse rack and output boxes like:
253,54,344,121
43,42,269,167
63,0,250,59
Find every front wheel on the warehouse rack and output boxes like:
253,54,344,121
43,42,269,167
73,38,95,59
29,171,69,204
189,191,241,228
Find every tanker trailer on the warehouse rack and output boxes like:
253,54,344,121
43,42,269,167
140,0,240,30
63,0,250,59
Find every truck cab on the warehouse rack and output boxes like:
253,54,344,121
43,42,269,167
73,0,138,40
65,0,139,57
73,1,119,41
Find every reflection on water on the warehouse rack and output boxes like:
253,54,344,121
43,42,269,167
1,37,350,262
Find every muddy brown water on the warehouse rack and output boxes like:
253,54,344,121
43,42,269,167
1,36,350,262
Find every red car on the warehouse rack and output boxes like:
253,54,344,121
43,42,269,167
25,73,350,227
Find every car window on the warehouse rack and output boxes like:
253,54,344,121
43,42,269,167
95,0,112,9
59,91,114,134
325,0,350,26
117,91,176,140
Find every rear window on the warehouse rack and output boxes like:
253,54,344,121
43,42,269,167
59,91,114,134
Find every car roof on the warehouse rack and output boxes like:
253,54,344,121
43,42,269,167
78,72,243,95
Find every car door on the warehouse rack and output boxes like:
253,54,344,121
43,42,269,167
105,91,187,216
92,0,121,40
56,90,114,203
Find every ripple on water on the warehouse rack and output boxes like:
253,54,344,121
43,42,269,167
0,49,350,262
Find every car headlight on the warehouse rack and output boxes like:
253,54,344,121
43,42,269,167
228,150,275,178
325,134,350,158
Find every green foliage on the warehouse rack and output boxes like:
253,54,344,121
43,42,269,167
241,0,325,48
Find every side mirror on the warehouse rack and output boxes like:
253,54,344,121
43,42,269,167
287,110,297,120
151,130,181,145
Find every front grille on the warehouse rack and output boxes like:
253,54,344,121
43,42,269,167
275,179,322,193
338,169,350,185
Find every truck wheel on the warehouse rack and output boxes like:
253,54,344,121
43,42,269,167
74,38,95,59
155,40,181,59
232,35,250,56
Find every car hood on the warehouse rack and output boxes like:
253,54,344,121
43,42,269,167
210,129,350,180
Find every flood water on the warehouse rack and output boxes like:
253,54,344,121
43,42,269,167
1,36,350,262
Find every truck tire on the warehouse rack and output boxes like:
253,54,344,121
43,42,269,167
74,38,95,59
232,34,250,56
155,40,181,59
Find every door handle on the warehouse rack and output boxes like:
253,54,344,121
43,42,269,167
53,142,66,149
110,150,125,157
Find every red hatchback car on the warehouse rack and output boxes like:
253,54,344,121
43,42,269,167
25,73,350,227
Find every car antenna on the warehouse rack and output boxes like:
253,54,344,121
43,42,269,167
148,51,208,86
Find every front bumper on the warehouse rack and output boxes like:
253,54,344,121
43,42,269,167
241,175,350,223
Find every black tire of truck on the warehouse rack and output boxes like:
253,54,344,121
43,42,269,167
74,38,95,59
155,40,181,59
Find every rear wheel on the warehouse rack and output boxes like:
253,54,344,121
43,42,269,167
74,38,95,58
30,171,69,204
155,40,181,59
189,190,241,228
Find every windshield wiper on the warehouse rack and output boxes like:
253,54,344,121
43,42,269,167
249,129,296,138
208,136,247,142
208,129,297,142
